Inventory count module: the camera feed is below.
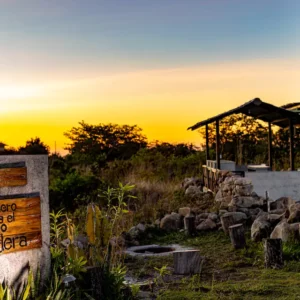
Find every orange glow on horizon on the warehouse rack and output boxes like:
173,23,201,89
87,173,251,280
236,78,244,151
1,58,300,154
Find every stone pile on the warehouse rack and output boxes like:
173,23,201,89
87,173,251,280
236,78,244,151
125,176,300,246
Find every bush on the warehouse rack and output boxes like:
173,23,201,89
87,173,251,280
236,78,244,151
49,171,103,211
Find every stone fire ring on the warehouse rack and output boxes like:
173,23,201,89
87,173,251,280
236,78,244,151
125,244,193,257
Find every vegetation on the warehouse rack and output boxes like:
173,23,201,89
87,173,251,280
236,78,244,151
2,118,300,299
126,230,300,299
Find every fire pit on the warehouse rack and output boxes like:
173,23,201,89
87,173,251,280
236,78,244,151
125,244,190,257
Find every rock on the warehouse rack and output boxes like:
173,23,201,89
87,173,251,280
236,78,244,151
185,186,203,198
179,207,191,217
250,212,283,242
215,190,223,201
154,219,161,227
136,223,146,232
270,220,300,242
222,212,248,224
208,213,219,222
270,219,291,242
221,212,248,233
217,196,233,209
269,209,287,217
196,218,217,231
251,212,272,242
219,210,228,216
229,196,264,208
234,184,253,196
234,178,252,186
289,223,300,241
110,236,126,247
203,192,214,202
160,213,182,231
198,213,209,219
195,215,206,226
237,208,250,216
288,203,300,223
128,226,141,240
61,238,70,248
182,177,202,190
270,197,295,211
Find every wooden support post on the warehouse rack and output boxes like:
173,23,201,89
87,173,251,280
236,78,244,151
268,122,273,171
229,224,246,249
216,119,220,169
289,119,295,171
264,238,283,269
205,124,210,161
173,250,204,275
221,214,234,235
184,215,195,236
85,266,103,298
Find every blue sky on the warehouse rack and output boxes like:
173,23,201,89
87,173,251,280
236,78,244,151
1,0,299,74
0,0,300,152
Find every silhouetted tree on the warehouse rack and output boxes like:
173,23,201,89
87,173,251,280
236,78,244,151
64,122,147,166
19,137,50,154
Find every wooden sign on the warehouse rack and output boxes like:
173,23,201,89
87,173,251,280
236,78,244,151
0,193,42,254
0,162,27,187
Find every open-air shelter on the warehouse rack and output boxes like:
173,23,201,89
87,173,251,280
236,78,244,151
188,98,300,200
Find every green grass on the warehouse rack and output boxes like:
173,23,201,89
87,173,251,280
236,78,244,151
126,230,300,299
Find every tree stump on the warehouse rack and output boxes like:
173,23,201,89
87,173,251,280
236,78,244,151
229,223,246,249
264,238,283,269
173,250,204,275
184,215,195,236
221,214,234,235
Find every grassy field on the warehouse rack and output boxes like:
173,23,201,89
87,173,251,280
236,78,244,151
125,230,300,300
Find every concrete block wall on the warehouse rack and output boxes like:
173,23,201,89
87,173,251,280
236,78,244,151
0,155,50,287
246,171,300,201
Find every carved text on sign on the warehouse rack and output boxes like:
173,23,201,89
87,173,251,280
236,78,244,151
0,194,42,254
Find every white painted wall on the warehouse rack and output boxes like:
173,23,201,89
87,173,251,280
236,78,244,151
245,171,300,201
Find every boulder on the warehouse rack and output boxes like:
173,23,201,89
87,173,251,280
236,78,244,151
110,236,126,247
270,219,291,242
234,184,253,196
222,212,248,224
270,197,295,211
203,192,214,202
288,203,300,223
196,218,217,231
269,208,287,215
270,220,300,242
289,223,300,241
218,210,228,217
208,212,219,222
251,213,272,242
216,196,233,209
221,212,247,233
185,186,203,198
198,213,209,219
154,219,160,227
251,212,283,242
234,178,252,186
182,177,202,190
179,207,191,217
215,190,223,201
128,226,141,240
160,213,182,231
136,223,146,232
229,196,264,208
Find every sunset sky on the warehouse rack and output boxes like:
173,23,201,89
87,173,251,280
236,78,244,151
1,0,300,153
